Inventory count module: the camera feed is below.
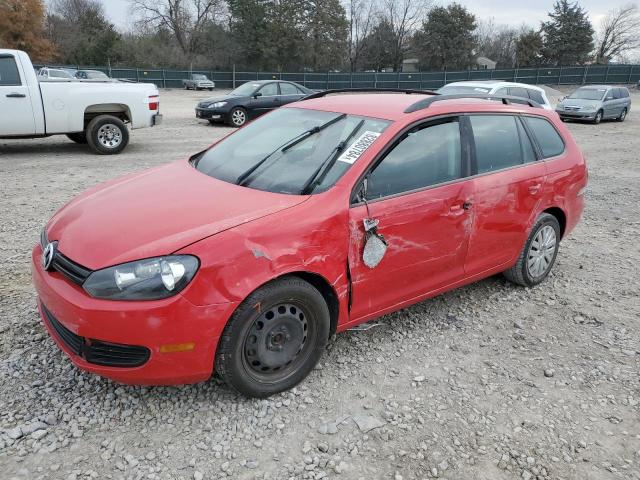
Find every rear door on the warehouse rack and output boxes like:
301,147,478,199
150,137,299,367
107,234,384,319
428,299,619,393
0,53,36,136
348,117,474,321
464,114,546,275
603,89,617,118
278,82,306,105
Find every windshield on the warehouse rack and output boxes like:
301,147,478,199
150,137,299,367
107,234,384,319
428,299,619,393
195,108,390,195
231,82,261,96
568,88,606,100
438,85,492,94
86,71,107,79
193,74,207,80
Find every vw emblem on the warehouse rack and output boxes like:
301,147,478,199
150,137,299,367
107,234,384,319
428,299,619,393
42,242,56,270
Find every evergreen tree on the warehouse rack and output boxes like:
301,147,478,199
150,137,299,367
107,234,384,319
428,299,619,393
541,0,594,65
413,3,476,70
516,29,544,66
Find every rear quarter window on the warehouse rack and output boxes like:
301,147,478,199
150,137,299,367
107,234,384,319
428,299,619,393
527,89,545,105
524,117,565,158
0,56,21,86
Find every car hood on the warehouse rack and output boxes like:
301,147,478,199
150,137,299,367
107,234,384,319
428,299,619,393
198,95,236,107
46,160,308,270
559,98,602,107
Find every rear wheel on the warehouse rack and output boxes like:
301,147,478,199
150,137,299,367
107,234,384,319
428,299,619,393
66,132,87,144
504,213,561,287
86,115,129,155
215,277,330,398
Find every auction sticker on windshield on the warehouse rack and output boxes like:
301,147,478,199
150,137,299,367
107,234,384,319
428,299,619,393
337,131,381,164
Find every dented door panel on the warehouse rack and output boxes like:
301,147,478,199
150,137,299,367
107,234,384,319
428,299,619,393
347,180,474,321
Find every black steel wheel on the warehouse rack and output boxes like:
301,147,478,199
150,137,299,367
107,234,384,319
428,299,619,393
215,277,330,398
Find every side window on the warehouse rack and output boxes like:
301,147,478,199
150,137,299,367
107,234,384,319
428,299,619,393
613,88,622,99
527,89,545,105
494,87,509,96
623,89,630,98
279,82,299,95
605,89,615,101
509,87,528,99
367,119,462,200
470,115,525,174
258,83,278,96
524,116,565,158
0,56,21,86
295,86,307,94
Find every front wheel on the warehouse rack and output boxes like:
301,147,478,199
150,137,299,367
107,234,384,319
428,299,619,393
229,107,247,127
86,115,129,155
215,277,330,398
593,110,603,124
504,213,561,287
617,108,627,122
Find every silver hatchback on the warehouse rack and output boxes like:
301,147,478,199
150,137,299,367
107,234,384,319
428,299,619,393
556,85,631,124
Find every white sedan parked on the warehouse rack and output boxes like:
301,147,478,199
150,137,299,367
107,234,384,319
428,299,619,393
437,81,553,110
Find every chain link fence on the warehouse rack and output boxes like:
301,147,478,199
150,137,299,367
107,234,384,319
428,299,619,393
33,64,640,89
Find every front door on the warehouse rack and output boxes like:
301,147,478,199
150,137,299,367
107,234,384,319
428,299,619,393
464,114,547,275
249,82,281,116
348,118,474,321
0,54,36,136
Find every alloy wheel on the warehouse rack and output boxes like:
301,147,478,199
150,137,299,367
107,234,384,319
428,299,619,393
527,225,557,279
231,109,246,126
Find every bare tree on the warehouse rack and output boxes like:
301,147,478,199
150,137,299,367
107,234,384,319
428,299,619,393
346,0,377,72
129,0,224,63
379,0,431,71
475,19,519,67
595,3,640,64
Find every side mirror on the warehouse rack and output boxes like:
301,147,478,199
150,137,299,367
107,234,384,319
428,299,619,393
253,92,262,99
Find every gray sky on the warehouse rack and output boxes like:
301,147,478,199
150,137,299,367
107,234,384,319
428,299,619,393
92,0,616,31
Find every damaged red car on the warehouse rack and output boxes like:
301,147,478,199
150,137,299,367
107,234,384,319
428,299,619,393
32,90,587,397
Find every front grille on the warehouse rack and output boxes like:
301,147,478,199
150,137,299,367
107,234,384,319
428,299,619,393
42,304,150,368
565,106,581,111
41,230,92,285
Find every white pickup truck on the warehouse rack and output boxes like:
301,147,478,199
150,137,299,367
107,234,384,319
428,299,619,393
0,49,162,154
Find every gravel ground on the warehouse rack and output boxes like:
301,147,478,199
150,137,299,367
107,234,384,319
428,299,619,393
0,88,639,480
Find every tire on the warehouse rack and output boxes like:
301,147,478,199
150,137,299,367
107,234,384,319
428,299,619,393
229,107,247,127
215,277,330,398
593,110,603,124
208,88,214,91
617,108,627,122
503,213,561,287
66,132,87,144
86,115,129,155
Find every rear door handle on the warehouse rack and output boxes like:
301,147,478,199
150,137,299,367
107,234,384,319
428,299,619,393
6,93,26,98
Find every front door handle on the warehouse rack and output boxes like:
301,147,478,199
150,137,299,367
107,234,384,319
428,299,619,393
6,93,26,98
462,201,472,210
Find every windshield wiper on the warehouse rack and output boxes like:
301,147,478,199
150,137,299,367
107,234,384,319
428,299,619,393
235,113,347,187
299,119,365,195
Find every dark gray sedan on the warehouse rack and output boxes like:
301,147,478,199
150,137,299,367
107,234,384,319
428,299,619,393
556,85,631,124
195,80,313,127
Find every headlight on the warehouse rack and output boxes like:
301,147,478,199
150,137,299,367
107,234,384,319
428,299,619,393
211,101,227,108
83,255,199,300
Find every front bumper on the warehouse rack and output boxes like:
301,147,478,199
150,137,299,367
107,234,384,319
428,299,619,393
195,108,226,121
556,110,597,120
31,244,238,385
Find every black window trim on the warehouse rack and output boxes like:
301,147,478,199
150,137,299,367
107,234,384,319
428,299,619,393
0,53,23,87
520,114,566,160
350,114,471,206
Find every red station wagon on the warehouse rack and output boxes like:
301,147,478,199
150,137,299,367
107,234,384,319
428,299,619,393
32,90,587,397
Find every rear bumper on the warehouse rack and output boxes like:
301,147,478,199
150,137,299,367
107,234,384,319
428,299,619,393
31,244,238,385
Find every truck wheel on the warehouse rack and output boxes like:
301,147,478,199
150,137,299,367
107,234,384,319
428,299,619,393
66,132,87,144
86,115,129,155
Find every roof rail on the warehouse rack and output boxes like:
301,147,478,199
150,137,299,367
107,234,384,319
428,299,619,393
404,94,541,113
302,88,440,101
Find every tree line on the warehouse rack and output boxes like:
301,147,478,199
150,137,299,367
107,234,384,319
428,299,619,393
1,0,640,72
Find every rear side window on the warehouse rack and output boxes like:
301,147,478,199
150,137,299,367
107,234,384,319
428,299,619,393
613,88,622,99
527,89,545,104
524,117,565,158
280,83,299,95
0,56,21,86
470,115,530,173
367,119,462,199
622,88,630,98
509,87,528,99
